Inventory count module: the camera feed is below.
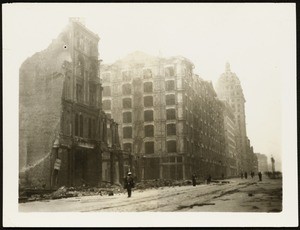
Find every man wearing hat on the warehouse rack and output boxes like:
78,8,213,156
124,171,135,198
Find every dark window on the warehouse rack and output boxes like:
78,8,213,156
167,140,177,153
123,143,132,153
102,100,111,110
144,125,154,137
123,112,132,123
166,109,176,120
145,142,154,154
166,94,175,105
144,96,153,107
79,115,83,137
123,98,132,109
123,127,132,138
167,123,176,136
75,114,79,136
144,110,154,121
103,86,111,96
166,80,175,91
144,82,153,93
122,84,131,95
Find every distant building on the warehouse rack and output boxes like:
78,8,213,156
220,100,238,176
256,153,269,173
101,51,226,180
19,18,126,189
215,63,256,173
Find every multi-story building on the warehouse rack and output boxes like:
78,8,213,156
101,51,226,180
256,153,268,173
19,18,126,189
215,63,256,173
220,100,238,176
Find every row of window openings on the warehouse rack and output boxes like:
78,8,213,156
102,67,176,82
122,124,176,138
122,109,176,123
123,140,177,154
102,95,176,110
102,80,175,96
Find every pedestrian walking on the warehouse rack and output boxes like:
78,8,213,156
192,173,197,186
258,171,262,181
241,172,244,179
207,174,212,184
251,172,254,178
124,172,135,198
244,172,248,179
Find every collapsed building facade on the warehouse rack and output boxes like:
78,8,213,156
215,63,258,174
100,52,238,180
19,18,129,189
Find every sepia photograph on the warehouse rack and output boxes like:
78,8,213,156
3,2,297,227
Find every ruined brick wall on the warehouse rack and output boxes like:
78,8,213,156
19,28,71,188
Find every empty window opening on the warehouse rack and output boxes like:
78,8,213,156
144,125,154,137
166,94,175,105
144,96,153,107
145,142,154,154
166,109,176,120
167,123,176,136
167,140,177,153
166,80,175,91
123,127,132,138
123,98,132,109
144,110,154,122
123,112,132,123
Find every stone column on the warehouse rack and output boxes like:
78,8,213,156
118,151,124,184
110,151,114,185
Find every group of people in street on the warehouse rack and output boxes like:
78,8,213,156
123,170,264,198
241,171,263,181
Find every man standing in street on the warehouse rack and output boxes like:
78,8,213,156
124,172,135,198
258,171,262,181
192,173,197,186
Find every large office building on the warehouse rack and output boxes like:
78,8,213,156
101,51,227,180
215,63,257,173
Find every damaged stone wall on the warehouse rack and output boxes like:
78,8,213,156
19,27,70,188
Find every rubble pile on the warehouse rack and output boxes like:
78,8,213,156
135,179,205,190
19,183,125,203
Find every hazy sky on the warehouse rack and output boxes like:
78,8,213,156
3,3,296,170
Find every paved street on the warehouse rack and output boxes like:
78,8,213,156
19,177,282,212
